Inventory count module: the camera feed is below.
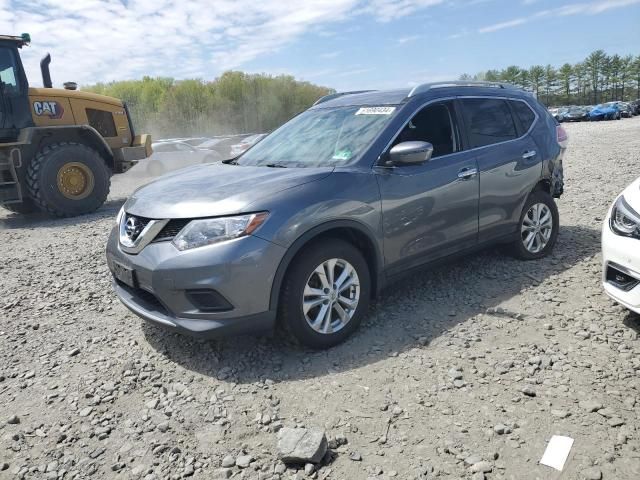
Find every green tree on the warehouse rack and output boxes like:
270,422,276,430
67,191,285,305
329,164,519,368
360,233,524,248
528,65,545,97
557,63,573,104
543,64,557,104
585,50,607,103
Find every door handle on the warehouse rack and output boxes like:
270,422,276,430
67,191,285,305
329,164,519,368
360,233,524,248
457,167,478,180
522,150,537,160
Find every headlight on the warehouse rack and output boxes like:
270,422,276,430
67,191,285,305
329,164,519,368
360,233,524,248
116,206,125,226
172,212,268,251
611,196,640,238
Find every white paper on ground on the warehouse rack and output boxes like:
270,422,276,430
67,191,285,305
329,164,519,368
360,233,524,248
540,435,574,471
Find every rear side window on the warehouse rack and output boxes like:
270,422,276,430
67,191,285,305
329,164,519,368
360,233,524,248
509,100,536,133
460,98,517,148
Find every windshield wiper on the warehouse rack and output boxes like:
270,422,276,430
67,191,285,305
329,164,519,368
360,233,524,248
265,163,288,168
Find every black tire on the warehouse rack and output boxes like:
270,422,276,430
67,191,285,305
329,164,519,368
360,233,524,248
1,198,40,214
511,189,559,260
27,142,110,217
279,239,371,349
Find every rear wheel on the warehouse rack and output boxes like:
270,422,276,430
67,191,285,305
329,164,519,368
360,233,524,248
511,190,559,260
27,142,110,217
280,239,371,349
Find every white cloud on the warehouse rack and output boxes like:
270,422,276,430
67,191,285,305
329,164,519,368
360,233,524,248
397,35,422,44
0,0,449,87
478,0,640,33
478,18,527,33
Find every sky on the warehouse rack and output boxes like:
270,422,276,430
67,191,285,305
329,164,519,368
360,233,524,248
1,0,639,91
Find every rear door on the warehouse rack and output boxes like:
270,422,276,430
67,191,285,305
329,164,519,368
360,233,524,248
458,97,540,243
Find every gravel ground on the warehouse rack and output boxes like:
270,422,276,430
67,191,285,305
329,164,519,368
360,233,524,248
1,117,640,480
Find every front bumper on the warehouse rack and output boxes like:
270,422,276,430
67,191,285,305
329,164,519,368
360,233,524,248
106,227,286,338
602,216,640,314
113,134,153,173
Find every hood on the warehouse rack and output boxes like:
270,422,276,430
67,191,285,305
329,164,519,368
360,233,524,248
124,163,333,219
28,87,123,107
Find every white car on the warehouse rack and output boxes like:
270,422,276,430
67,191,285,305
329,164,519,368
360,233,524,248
146,141,221,176
602,176,640,314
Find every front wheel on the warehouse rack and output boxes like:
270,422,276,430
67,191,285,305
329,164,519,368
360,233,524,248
279,239,371,349
510,190,559,260
27,142,110,217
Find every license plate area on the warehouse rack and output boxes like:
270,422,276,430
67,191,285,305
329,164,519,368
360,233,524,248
111,259,137,288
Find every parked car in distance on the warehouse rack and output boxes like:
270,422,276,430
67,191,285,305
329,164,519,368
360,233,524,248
229,133,268,157
107,82,567,349
563,106,589,122
616,102,634,118
589,103,621,121
145,140,222,176
198,135,253,160
549,107,568,122
602,176,640,315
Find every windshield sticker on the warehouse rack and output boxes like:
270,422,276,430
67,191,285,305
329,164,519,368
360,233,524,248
332,150,352,161
356,106,396,115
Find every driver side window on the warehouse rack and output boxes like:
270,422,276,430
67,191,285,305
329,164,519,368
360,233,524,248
393,102,458,158
0,48,20,95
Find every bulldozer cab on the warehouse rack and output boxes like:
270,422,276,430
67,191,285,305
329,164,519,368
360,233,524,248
0,35,32,140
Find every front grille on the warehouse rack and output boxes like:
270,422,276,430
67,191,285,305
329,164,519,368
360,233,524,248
122,214,153,243
152,219,190,242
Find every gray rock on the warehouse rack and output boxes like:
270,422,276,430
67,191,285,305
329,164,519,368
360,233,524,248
235,455,252,468
304,463,315,475
78,407,93,417
6,415,19,425
521,386,536,397
277,427,328,464
582,467,602,480
579,400,603,413
68,347,81,357
349,452,362,461
221,455,235,468
214,468,232,479
470,461,492,473
464,455,483,466
493,424,510,435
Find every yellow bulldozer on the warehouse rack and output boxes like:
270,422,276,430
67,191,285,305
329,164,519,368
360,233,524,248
0,33,152,217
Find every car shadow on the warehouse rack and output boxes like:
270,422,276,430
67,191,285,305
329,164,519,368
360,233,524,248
141,223,606,384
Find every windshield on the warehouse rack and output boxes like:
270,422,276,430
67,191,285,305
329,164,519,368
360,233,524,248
237,105,397,168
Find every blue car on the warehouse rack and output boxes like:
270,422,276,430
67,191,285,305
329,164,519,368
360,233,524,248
589,103,621,121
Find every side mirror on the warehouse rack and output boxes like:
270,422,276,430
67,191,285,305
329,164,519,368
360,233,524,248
388,141,433,166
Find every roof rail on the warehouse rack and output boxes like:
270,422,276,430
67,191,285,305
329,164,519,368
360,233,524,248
407,81,517,97
313,90,377,106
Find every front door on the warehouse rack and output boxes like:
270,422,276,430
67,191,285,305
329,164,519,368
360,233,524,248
376,101,480,276
0,45,31,140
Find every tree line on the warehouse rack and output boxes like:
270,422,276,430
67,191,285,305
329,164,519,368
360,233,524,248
460,50,640,106
85,72,333,139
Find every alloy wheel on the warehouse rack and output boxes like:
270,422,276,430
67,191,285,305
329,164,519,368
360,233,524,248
302,258,360,334
521,203,553,254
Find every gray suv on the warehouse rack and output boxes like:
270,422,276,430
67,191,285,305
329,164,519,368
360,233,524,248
107,82,566,349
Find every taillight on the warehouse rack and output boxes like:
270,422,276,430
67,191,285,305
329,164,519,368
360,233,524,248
556,125,568,148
